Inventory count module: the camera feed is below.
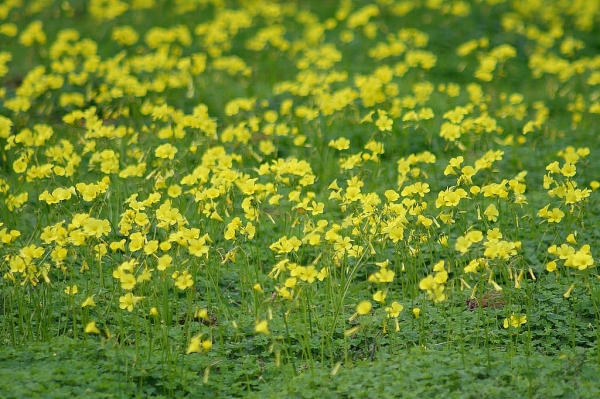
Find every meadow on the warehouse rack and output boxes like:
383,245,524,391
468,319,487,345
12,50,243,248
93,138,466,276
1,0,600,397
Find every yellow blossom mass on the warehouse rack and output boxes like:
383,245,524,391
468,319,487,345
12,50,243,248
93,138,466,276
0,1,599,392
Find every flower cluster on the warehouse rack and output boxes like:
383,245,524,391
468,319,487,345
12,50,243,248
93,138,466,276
0,0,599,370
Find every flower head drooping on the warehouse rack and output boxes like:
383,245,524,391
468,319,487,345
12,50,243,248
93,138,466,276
84,321,101,335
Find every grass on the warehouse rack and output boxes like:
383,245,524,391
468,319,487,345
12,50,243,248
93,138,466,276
1,0,600,397
2,338,599,399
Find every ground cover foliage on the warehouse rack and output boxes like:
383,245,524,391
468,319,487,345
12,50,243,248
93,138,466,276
1,0,600,397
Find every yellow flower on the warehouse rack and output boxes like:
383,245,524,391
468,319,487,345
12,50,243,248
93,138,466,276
328,137,351,151
546,208,565,223
174,271,194,290
545,261,557,272
254,320,270,335
185,334,202,355
375,110,393,131
84,321,101,335
64,285,78,296
563,284,575,298
318,267,329,281
186,334,212,354
82,218,111,238
356,300,372,315
483,204,499,222
195,307,209,322
503,314,527,328
167,185,182,198
361,110,375,123
454,236,471,253
157,254,172,271
253,283,264,294
12,156,28,173
119,273,136,290
119,292,143,312
81,295,96,308
565,246,594,270
419,275,435,291
111,25,139,46
128,232,145,252
136,267,153,283
19,20,46,46
110,239,126,252
347,295,373,322
143,240,159,255
155,143,178,160
560,163,576,177
385,301,404,318
373,290,387,303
